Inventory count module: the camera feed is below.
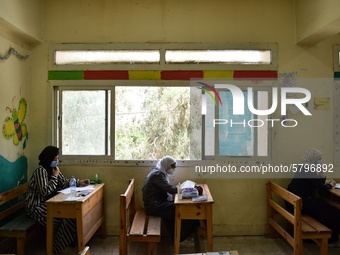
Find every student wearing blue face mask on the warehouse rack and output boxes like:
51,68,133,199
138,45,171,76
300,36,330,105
26,146,90,253
142,156,199,243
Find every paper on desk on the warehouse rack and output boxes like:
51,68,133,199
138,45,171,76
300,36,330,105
192,195,207,202
64,196,81,201
206,252,230,255
58,185,95,194
335,184,340,189
180,180,196,189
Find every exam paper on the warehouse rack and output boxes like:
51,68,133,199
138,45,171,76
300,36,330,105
58,185,95,194
206,252,230,255
64,196,81,201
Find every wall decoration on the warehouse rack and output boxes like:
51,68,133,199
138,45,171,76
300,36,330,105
48,70,278,81
2,97,28,149
0,47,29,61
0,155,27,193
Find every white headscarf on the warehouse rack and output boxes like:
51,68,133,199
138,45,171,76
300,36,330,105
156,156,176,183
156,156,176,173
302,148,322,164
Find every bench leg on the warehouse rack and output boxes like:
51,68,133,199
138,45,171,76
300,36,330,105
147,242,155,255
17,237,25,255
293,239,303,255
119,236,127,255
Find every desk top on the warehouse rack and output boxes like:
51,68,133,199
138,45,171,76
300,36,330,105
174,183,214,204
330,188,340,198
46,183,104,204
180,251,238,255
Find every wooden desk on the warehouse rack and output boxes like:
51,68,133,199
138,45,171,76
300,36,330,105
46,183,106,255
328,188,340,210
181,252,238,255
174,184,214,255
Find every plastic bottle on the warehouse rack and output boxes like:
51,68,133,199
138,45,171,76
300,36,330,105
69,176,77,197
95,174,99,184
177,182,182,200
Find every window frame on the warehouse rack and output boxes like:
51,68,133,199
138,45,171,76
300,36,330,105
56,86,113,157
195,78,275,162
334,45,340,72
49,43,278,166
49,43,278,71
212,85,274,162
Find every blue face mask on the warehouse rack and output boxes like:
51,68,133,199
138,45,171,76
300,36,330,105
50,161,58,168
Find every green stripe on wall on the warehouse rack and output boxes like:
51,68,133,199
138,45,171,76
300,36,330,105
334,72,340,79
48,71,84,80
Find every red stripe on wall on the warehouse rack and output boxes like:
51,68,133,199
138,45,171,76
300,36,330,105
233,70,277,79
84,70,129,80
161,71,204,80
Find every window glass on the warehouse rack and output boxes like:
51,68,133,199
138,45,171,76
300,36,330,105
200,83,271,159
55,50,160,65
61,90,110,155
115,86,193,160
165,49,271,64
218,91,253,156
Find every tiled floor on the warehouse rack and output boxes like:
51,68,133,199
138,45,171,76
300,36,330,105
19,233,340,255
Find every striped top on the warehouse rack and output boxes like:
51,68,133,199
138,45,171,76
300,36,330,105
26,165,69,218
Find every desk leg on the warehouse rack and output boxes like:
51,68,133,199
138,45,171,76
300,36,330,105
76,209,84,252
46,207,54,255
174,206,181,255
100,200,107,238
206,204,213,251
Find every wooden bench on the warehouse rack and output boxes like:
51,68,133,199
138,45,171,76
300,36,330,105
266,181,332,255
119,179,161,255
0,183,39,255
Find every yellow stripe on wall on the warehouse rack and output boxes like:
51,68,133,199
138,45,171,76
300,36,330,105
203,70,234,79
128,70,161,80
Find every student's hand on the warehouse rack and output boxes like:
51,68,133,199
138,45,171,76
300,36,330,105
78,179,90,186
328,179,336,188
52,167,59,177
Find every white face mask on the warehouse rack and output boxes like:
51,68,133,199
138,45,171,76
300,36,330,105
167,168,176,175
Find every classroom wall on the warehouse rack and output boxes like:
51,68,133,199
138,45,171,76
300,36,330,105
0,0,43,192
1,0,340,236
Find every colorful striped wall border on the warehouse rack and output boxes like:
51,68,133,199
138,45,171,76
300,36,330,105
48,70,278,80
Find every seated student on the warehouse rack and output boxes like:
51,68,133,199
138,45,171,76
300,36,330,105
26,146,90,253
142,156,199,242
286,148,340,247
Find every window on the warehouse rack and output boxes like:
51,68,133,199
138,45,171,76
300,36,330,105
56,86,196,161
55,50,160,65
194,80,273,160
51,43,277,164
115,86,193,160
55,82,273,162
57,89,111,156
50,43,277,70
165,49,271,64
334,45,340,72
